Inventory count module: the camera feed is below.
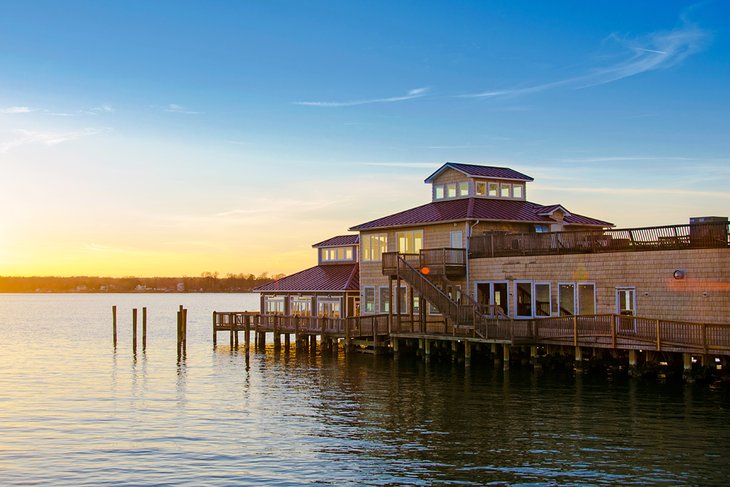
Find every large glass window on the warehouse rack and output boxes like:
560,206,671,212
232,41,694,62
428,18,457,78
362,234,387,262
488,182,499,196
515,281,532,318
512,184,524,199
265,296,285,315
317,298,341,318
364,287,375,313
559,283,575,316
397,230,423,254
535,283,551,317
578,283,596,315
476,181,487,196
290,296,312,316
379,286,390,313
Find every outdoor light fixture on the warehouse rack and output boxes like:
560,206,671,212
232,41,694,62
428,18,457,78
673,269,685,279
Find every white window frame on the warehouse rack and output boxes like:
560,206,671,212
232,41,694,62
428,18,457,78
488,182,499,197
500,182,511,198
616,287,636,315
450,230,463,249
317,297,342,318
512,184,524,199
475,181,487,196
514,280,533,319
458,181,469,197
264,295,285,315
577,282,596,315
290,296,313,316
397,229,423,254
363,286,376,314
434,184,445,200
362,234,387,262
558,282,576,316
616,287,637,333
378,286,390,313
446,183,457,198
534,282,552,317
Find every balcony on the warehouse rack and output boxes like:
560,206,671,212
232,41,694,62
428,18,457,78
382,248,467,279
468,222,730,259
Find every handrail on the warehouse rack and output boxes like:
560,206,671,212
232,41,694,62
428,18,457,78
469,221,729,258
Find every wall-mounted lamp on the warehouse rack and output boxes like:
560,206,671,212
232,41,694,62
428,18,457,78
673,269,686,280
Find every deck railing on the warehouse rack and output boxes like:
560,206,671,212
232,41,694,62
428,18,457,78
469,222,729,259
214,312,730,355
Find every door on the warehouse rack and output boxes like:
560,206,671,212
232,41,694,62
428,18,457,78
616,288,636,333
475,282,509,317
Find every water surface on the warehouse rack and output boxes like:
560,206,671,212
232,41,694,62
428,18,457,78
0,293,728,486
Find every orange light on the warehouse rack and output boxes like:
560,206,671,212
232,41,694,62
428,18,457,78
421,266,430,275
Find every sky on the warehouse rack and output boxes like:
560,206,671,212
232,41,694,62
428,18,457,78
1,0,728,277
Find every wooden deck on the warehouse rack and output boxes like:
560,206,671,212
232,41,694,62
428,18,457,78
213,311,730,357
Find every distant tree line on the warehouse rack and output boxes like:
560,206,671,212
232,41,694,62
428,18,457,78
0,272,285,293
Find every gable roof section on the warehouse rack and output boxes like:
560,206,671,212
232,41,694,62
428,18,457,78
424,162,534,183
312,234,359,248
254,263,359,292
536,204,571,217
349,198,612,231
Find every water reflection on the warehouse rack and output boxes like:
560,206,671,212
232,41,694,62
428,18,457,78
1,294,729,486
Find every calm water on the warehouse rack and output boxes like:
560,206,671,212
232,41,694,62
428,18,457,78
1,294,729,486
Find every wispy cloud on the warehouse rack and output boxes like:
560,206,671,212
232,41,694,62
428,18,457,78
1,106,35,114
294,87,430,107
360,161,441,169
536,184,730,199
0,127,110,153
463,21,708,98
552,155,696,164
165,103,201,114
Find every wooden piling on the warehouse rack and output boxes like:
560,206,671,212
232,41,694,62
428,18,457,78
212,312,217,347
142,307,147,351
503,344,510,370
132,308,138,354
464,340,472,366
182,308,187,355
112,305,117,348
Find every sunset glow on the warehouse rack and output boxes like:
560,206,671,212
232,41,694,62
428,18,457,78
1,1,728,277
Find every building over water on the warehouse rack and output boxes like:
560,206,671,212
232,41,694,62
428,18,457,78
252,162,729,366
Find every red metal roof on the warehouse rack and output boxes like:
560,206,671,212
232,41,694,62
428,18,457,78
254,263,359,292
424,162,534,183
349,198,612,231
312,234,359,248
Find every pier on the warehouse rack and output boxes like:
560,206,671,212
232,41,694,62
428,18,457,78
213,310,729,379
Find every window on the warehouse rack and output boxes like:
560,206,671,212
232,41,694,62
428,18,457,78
500,183,511,198
379,286,390,313
412,295,420,315
578,283,596,315
534,224,550,233
446,183,457,198
265,296,285,315
397,230,423,254
534,283,551,317
362,234,387,262
512,184,524,199
488,182,499,196
476,181,487,196
476,281,509,316
450,230,463,249
616,287,635,316
559,283,575,316
317,298,341,318
364,287,375,313
458,181,469,196
434,185,445,200
321,247,353,262
291,296,312,316
515,281,532,318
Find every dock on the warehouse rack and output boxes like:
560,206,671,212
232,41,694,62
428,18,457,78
213,310,730,379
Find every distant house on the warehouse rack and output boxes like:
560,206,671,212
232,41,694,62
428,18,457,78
254,235,360,318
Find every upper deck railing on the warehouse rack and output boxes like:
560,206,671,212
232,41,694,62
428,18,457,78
469,222,729,259
382,248,466,277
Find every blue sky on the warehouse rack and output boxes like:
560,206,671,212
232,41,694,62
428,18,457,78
1,1,728,276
